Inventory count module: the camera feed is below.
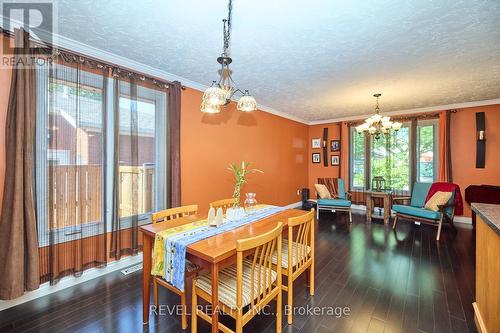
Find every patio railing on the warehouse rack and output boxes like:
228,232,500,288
47,164,154,230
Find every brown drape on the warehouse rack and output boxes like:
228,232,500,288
339,122,349,190
438,110,452,182
0,29,40,299
168,81,182,208
409,119,418,190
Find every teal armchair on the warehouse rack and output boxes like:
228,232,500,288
316,178,352,222
392,182,456,240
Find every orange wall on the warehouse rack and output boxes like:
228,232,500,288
0,35,12,214
307,123,341,195
451,105,500,217
180,88,308,212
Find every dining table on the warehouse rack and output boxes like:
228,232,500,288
140,207,306,333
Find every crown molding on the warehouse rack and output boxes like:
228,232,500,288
256,104,309,124
308,98,500,125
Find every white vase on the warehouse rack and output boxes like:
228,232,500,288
226,206,245,221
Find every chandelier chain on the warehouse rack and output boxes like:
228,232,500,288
223,0,233,54
201,0,257,113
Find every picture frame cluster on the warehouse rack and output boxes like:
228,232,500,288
311,138,341,166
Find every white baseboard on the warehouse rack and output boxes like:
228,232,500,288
0,254,143,312
453,216,472,225
351,204,367,211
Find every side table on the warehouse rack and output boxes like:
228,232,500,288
366,191,392,224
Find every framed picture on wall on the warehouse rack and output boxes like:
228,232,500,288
330,140,340,152
331,155,340,166
312,153,321,163
311,138,321,149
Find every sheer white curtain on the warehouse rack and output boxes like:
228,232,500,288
109,73,167,259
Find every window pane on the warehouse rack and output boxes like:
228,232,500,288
417,123,437,183
47,69,104,231
350,129,365,188
118,86,156,219
370,126,410,191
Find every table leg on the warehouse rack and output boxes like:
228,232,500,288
366,194,372,223
366,195,374,223
142,234,152,324
384,195,390,224
211,262,219,333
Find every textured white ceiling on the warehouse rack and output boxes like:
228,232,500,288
53,0,500,121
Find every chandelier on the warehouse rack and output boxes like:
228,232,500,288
355,93,402,139
200,0,257,114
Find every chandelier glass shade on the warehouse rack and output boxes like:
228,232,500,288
202,81,226,106
201,0,257,113
355,94,402,139
237,90,257,112
200,98,221,114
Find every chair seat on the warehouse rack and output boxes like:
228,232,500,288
317,198,352,207
392,204,441,220
195,259,277,309
271,239,311,269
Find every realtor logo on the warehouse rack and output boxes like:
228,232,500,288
1,0,57,67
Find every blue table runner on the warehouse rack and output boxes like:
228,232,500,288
163,205,287,291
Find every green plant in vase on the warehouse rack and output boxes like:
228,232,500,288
226,161,263,220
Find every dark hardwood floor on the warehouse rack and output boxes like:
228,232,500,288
0,211,477,333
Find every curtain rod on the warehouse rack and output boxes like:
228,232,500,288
345,109,457,126
0,28,186,90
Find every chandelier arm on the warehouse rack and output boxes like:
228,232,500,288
217,62,225,85
227,88,245,100
218,67,237,90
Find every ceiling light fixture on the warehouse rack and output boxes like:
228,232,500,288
355,94,402,139
200,0,257,113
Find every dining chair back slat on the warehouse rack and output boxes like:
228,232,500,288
288,210,314,274
150,203,199,330
274,209,315,325
152,205,198,224
192,222,283,333
209,198,237,211
236,222,282,310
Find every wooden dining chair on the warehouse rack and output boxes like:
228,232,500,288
191,223,283,333
151,204,200,330
272,209,315,325
209,198,237,211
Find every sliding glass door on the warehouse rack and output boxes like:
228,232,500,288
35,63,108,282
36,63,107,246
35,61,168,282
116,82,166,223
